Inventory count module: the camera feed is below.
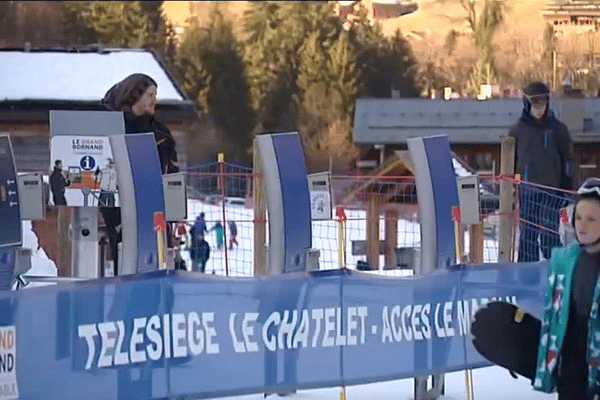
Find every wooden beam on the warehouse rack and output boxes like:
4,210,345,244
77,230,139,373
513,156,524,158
366,195,381,270
341,154,411,204
498,135,515,263
384,210,398,269
253,141,267,276
469,223,484,263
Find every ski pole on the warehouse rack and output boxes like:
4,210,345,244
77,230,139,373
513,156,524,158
452,206,475,400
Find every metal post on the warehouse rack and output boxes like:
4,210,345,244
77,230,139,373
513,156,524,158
336,206,347,269
452,206,475,400
71,206,99,279
218,153,229,276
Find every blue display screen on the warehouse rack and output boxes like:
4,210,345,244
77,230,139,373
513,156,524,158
0,136,21,247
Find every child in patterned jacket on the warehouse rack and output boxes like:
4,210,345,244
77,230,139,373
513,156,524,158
534,178,600,399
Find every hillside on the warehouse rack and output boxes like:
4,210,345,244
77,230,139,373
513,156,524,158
162,0,552,93
379,0,547,37
163,1,250,37
163,1,549,41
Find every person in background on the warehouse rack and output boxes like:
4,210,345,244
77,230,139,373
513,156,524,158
190,213,208,242
509,81,575,262
94,157,117,207
49,159,70,206
534,178,600,399
189,213,208,270
228,220,238,250
211,222,224,250
191,238,210,273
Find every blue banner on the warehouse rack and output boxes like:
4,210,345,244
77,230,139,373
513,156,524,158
7,262,548,399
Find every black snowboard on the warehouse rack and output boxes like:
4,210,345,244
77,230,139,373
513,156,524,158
471,301,541,381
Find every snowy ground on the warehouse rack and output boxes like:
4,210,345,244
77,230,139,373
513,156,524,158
19,199,552,399
219,367,556,400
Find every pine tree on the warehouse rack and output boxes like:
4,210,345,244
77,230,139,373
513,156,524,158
326,31,358,118
61,1,99,46
61,1,173,53
242,1,283,111
175,5,255,162
0,2,66,47
462,0,504,96
84,1,151,48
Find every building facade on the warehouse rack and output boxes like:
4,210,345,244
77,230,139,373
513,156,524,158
542,0,600,34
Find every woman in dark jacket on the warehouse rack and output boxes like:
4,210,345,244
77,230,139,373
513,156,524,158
100,74,180,275
102,73,179,174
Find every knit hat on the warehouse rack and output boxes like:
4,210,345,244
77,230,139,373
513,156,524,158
523,81,550,103
577,178,600,203
522,81,550,120
572,178,600,246
572,177,600,227
102,73,157,111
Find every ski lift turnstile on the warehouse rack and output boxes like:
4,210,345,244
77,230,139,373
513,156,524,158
49,110,166,276
407,136,460,400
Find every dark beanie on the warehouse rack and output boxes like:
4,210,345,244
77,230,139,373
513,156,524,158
523,81,549,97
102,73,157,111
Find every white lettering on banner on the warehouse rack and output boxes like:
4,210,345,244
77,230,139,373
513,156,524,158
78,312,220,370
434,303,445,338
457,301,470,336
77,296,520,369
258,307,368,352
0,326,18,400
377,296,518,344
444,302,455,337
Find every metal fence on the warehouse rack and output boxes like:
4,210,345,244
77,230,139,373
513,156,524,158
180,162,574,277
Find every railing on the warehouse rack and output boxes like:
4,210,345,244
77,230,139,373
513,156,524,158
181,162,572,277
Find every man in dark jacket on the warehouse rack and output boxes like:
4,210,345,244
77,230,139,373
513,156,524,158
49,159,70,206
509,81,575,262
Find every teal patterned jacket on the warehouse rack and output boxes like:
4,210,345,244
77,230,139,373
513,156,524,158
534,242,600,393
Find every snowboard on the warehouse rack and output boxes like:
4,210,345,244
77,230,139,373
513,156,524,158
471,301,541,381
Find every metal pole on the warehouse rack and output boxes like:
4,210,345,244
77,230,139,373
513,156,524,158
219,153,229,276
553,50,557,92
337,206,347,269
452,206,475,400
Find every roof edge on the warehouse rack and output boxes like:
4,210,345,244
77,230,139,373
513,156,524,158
0,99,200,124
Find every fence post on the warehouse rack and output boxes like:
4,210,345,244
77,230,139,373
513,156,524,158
253,140,267,276
469,223,484,263
366,194,380,270
452,206,476,400
336,206,347,269
218,153,229,276
384,209,398,269
498,136,515,263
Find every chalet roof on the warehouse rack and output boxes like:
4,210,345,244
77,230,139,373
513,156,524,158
353,98,600,145
0,46,198,123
